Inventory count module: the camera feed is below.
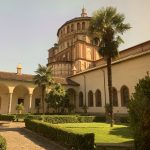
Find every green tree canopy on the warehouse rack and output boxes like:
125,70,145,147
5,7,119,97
45,83,69,113
89,7,130,58
129,76,150,150
33,64,54,113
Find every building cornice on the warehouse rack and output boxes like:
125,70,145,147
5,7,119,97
68,47,150,78
57,17,91,36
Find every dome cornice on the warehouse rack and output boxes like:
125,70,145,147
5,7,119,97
57,17,91,36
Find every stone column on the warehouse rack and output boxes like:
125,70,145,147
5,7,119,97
8,93,13,114
28,94,32,113
28,88,34,113
93,92,96,107
118,90,121,107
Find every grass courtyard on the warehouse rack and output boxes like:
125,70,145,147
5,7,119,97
57,123,133,144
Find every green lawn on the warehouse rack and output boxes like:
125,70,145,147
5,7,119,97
56,123,133,144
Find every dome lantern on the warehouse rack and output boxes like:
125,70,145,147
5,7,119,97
81,7,88,17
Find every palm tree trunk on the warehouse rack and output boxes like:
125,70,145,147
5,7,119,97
107,57,114,127
41,86,45,114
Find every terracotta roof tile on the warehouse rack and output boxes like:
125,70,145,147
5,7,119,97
0,71,79,86
53,77,80,86
0,71,33,82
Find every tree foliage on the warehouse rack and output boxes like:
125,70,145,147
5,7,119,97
16,103,24,114
45,83,70,113
33,64,53,113
89,7,130,56
129,76,150,150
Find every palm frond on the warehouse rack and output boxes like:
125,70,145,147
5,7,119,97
89,6,130,58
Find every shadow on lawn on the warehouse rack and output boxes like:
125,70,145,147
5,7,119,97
109,126,133,139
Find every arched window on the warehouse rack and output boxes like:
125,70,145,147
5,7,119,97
67,88,76,105
112,87,118,106
121,86,129,107
88,90,93,107
95,89,102,107
0,96,1,109
79,92,83,107
71,24,74,32
67,25,70,33
77,23,81,30
82,22,85,30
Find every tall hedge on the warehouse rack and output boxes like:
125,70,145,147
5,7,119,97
129,76,150,150
0,135,7,150
25,119,95,150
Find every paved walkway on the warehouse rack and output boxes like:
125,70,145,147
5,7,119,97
0,121,66,150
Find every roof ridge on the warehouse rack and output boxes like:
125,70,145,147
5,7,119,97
0,71,34,76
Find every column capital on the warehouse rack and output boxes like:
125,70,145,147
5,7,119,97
28,87,34,95
8,86,15,94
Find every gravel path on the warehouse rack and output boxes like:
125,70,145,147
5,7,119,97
0,121,66,150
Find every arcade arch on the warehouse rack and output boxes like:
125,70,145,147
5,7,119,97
0,83,9,113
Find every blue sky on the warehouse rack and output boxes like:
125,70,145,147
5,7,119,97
0,0,150,74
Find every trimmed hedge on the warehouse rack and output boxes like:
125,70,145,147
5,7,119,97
0,114,31,122
0,114,16,121
114,114,129,123
25,119,95,150
44,115,79,123
26,115,106,124
0,135,7,150
15,113,31,121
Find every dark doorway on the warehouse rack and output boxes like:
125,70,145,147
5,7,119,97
18,98,24,105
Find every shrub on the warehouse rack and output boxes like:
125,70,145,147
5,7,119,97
114,114,129,123
0,114,16,121
15,113,30,122
78,116,106,123
25,115,44,121
26,115,106,124
0,135,7,150
129,76,150,150
16,103,24,114
44,115,79,123
25,119,95,150
118,116,129,123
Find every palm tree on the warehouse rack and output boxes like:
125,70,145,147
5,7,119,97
89,7,130,127
33,64,53,114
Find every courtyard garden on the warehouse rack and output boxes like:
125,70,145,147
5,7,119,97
22,114,133,149
56,122,133,144
0,112,134,149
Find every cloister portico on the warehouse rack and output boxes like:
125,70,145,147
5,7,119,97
0,65,79,114
0,64,42,114
0,79,35,114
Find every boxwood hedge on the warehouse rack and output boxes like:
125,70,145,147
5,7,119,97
0,135,7,150
0,114,16,121
26,115,105,124
25,119,95,150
